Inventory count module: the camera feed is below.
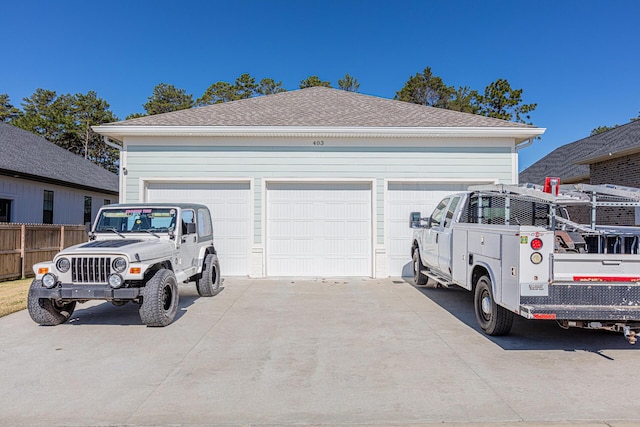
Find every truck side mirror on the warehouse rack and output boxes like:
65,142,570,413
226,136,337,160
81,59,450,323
410,212,422,228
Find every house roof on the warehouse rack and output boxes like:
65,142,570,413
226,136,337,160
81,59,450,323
0,123,119,195
95,87,545,143
575,119,640,164
519,119,640,185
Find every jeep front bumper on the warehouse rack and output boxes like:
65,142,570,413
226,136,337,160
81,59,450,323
30,283,142,301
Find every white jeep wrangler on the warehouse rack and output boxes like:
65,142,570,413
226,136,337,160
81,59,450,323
28,203,221,327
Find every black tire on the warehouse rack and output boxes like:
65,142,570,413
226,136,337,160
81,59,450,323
474,275,513,336
27,280,76,326
413,250,428,286
139,269,179,327
196,254,221,297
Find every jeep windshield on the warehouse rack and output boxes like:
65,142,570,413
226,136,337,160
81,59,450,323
94,208,178,234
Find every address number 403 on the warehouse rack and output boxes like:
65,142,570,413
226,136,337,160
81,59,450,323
313,140,325,146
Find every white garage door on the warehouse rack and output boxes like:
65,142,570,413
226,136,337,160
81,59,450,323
386,182,480,277
146,181,251,276
266,182,372,277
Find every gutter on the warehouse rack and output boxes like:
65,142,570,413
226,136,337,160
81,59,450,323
103,137,122,150
515,137,534,152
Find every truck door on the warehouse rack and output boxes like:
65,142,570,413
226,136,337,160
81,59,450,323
438,196,461,274
421,198,449,270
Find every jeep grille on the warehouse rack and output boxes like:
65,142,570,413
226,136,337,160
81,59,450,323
72,257,111,283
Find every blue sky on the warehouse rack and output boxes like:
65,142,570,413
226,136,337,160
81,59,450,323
2,0,639,171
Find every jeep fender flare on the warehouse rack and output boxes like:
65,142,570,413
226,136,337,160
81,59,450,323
196,245,217,273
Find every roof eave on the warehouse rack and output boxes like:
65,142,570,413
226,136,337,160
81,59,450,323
93,125,546,143
576,146,640,165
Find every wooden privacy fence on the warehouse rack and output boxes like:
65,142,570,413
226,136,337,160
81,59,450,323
0,224,87,282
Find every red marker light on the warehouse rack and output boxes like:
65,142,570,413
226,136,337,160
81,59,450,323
530,238,543,250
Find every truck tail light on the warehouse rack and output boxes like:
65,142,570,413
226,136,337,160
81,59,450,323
530,238,543,250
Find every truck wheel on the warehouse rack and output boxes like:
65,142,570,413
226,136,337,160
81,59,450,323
196,254,221,297
474,275,513,336
139,269,179,327
413,250,428,286
27,280,76,326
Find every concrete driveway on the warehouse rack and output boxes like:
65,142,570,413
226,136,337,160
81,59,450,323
0,277,638,426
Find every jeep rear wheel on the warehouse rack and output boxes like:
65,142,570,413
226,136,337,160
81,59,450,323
27,280,76,326
196,254,221,297
139,269,179,327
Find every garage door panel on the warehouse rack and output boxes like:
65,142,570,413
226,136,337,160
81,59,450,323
386,182,478,277
146,181,251,276
267,182,372,277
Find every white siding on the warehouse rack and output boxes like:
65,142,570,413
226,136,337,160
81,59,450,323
0,176,114,225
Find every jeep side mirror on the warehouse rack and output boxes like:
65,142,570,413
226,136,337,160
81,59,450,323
85,222,95,240
410,212,422,228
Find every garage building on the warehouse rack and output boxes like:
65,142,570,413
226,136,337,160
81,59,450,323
94,87,544,278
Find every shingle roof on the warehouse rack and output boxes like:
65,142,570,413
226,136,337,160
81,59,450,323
519,119,640,185
0,123,119,194
104,86,536,129
575,119,640,164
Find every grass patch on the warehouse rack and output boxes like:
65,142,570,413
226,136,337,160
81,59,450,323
0,278,32,317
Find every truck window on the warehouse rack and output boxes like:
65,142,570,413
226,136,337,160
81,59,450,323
444,197,461,228
430,198,449,227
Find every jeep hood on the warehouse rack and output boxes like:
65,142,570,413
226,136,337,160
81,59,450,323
60,239,176,261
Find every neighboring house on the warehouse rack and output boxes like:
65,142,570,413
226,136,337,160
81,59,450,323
94,87,544,278
0,123,119,225
519,119,640,225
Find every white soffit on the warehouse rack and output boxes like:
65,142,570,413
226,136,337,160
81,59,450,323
93,125,546,143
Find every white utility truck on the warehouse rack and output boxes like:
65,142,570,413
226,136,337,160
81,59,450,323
410,181,640,343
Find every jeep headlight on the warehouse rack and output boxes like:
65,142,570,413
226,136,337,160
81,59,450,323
56,258,70,273
108,274,124,289
112,257,127,273
42,273,58,289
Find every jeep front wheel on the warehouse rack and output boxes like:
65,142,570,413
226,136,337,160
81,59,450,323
27,280,76,326
196,254,221,297
139,269,179,327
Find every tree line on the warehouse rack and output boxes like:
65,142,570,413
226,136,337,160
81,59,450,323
1,68,540,173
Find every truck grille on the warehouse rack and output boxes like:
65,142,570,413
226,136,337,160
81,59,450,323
72,257,111,283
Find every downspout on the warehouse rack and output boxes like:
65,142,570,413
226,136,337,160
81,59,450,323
104,137,125,203
513,138,534,184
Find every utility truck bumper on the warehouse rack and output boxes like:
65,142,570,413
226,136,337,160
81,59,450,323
520,282,640,321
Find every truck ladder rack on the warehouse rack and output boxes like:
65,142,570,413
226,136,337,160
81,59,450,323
468,183,640,207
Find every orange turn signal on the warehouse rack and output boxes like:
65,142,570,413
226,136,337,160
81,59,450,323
129,267,141,274
38,267,49,275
